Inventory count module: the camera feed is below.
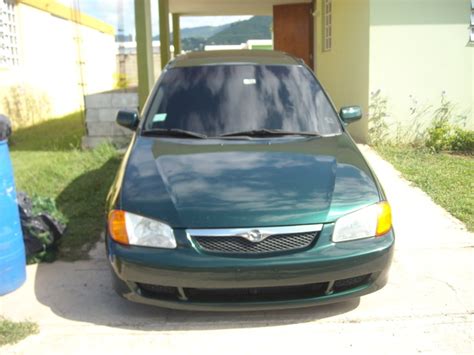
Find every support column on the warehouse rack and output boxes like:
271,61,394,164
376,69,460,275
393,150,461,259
159,0,171,69
172,13,181,57
134,0,154,110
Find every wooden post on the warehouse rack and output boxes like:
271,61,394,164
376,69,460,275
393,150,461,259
159,0,171,68
172,13,181,57
134,0,154,110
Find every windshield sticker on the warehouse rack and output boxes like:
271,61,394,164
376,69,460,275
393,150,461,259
243,78,256,85
153,113,167,122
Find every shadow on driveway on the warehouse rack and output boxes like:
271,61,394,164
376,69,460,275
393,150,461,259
33,242,359,331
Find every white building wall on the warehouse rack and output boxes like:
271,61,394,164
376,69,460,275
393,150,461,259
0,2,115,126
369,0,474,138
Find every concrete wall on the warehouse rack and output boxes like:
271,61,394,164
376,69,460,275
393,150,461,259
83,90,138,148
314,0,371,143
369,0,474,136
0,2,115,127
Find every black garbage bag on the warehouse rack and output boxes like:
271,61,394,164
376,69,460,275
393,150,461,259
0,114,12,141
17,192,66,263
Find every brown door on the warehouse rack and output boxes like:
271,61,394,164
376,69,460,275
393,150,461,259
273,2,314,69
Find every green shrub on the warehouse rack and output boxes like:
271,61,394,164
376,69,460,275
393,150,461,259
426,122,473,153
425,119,452,152
424,93,472,153
450,128,474,153
367,91,472,151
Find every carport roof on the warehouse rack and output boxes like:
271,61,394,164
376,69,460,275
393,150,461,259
169,0,311,16
170,50,301,67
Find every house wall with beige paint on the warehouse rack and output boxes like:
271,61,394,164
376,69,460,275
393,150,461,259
314,0,371,143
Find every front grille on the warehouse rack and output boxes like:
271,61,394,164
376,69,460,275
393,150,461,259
194,232,318,255
185,282,329,302
333,274,371,292
135,274,372,303
137,283,180,300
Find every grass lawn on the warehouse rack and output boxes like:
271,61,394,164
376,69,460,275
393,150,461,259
10,112,121,260
0,318,38,347
376,146,474,231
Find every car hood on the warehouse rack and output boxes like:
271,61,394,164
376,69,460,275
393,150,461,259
120,134,381,228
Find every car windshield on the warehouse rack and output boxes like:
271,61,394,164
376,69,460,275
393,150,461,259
144,64,342,137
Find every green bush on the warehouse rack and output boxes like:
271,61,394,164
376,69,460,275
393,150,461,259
424,93,472,153
426,122,473,153
367,91,472,151
425,119,452,152
450,128,474,153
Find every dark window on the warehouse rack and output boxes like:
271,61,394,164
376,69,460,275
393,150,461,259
144,65,342,137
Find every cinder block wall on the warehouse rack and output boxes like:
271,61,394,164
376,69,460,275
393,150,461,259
82,89,138,148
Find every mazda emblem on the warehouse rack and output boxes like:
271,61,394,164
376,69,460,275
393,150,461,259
238,229,270,243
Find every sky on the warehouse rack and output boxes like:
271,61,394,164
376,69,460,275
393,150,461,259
60,0,251,36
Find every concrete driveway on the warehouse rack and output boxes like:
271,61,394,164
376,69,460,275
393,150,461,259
1,145,473,354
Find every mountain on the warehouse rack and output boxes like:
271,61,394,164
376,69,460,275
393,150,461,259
180,24,230,39
117,16,272,45
206,16,272,45
137,16,273,51
153,23,230,41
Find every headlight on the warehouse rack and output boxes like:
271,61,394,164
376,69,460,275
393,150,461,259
332,202,392,243
108,210,176,249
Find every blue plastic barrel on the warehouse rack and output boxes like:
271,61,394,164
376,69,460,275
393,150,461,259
0,122,26,295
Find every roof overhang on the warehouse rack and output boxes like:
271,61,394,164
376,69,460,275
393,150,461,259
170,0,312,16
18,0,115,35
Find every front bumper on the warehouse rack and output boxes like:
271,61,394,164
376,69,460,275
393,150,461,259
107,224,394,311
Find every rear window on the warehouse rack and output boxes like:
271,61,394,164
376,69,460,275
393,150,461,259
144,64,342,136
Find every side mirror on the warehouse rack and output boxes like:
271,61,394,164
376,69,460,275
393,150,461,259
116,110,139,131
339,106,362,124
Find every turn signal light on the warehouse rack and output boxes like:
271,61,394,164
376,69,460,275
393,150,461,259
108,210,129,244
376,201,392,237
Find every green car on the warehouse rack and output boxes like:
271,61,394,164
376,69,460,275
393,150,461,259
107,50,394,311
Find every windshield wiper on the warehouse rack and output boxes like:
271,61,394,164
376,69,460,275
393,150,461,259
219,129,321,138
142,128,207,139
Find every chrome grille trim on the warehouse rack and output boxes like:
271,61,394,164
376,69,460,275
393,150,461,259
186,224,323,238
187,224,323,255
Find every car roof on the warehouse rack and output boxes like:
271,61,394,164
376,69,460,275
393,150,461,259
168,50,303,68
